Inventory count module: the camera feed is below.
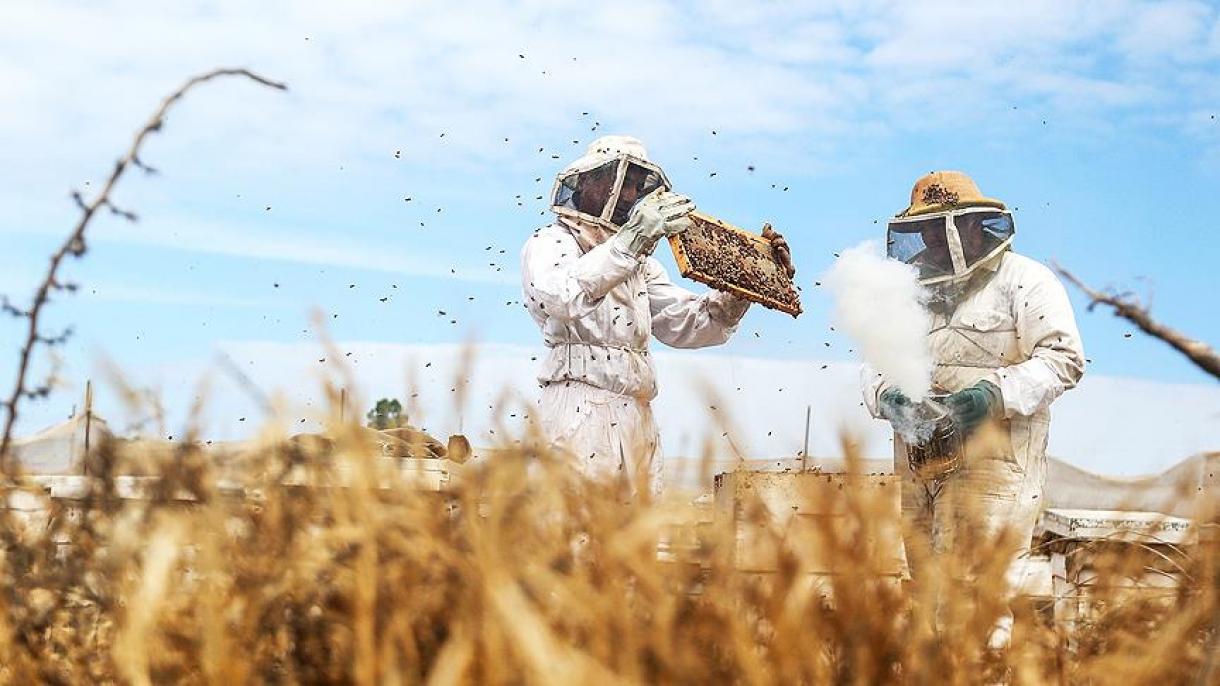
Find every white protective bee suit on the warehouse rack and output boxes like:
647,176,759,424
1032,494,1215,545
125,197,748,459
863,172,1085,642
522,136,750,495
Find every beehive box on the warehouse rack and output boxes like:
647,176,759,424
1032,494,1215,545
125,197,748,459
668,212,802,316
1039,508,1195,632
279,456,460,492
713,470,903,575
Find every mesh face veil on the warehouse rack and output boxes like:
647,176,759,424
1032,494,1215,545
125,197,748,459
551,154,670,231
886,207,1015,285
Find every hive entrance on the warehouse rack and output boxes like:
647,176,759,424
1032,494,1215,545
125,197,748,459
667,212,802,317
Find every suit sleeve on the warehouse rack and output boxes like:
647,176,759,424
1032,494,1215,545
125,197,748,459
644,257,750,349
995,262,1086,417
521,232,639,323
861,364,891,419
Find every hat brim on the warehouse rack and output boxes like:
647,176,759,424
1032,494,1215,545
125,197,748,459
898,197,1007,218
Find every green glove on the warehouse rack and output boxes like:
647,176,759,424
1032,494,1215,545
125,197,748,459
944,381,1004,436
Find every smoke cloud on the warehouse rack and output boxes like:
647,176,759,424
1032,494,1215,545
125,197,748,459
824,241,933,403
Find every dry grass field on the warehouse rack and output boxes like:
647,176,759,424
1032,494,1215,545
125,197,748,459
0,405,1214,685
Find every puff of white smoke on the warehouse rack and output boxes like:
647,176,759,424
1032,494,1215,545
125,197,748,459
825,241,932,402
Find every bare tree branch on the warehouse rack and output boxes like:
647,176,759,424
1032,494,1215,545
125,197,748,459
1054,262,1220,685
1053,263,1220,381
0,68,287,468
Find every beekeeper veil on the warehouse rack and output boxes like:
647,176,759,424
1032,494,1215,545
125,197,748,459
551,135,671,247
886,171,1015,286
887,207,1015,285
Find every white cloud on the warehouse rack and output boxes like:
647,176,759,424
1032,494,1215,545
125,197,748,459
82,285,278,309
3,0,1219,181
92,215,521,286
2,208,521,287
0,269,276,310
1117,1,1214,61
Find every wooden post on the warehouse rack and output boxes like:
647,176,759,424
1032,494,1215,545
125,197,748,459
801,405,811,472
83,380,93,475
339,387,347,424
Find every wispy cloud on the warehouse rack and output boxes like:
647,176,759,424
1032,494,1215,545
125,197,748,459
2,0,1218,175
0,269,280,309
2,208,521,287
92,215,521,286
83,284,279,309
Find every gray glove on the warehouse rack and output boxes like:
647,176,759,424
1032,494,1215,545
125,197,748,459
879,387,935,444
613,190,695,257
878,387,912,423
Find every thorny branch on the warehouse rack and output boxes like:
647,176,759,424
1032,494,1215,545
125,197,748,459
1052,263,1220,381
0,68,287,468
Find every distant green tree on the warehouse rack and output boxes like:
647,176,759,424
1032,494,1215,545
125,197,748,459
366,398,408,429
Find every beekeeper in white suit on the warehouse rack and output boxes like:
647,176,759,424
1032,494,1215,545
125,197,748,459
863,171,1084,646
522,135,793,496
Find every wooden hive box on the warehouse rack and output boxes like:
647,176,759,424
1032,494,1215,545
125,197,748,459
1039,508,1196,631
713,470,903,576
668,212,802,316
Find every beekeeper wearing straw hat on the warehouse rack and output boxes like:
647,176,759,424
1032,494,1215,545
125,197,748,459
863,170,1085,646
522,135,793,496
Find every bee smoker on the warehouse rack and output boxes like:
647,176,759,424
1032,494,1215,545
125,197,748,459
905,393,964,481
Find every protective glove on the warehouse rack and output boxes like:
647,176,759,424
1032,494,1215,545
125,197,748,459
613,190,695,257
879,387,936,441
878,387,912,423
943,380,1004,437
761,223,796,278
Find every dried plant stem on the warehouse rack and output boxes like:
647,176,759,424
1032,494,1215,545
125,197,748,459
1053,263,1220,380
0,68,286,467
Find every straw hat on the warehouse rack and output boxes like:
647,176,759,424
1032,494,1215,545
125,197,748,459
898,170,1006,217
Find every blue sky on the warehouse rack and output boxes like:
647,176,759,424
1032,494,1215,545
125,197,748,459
1,1,1219,468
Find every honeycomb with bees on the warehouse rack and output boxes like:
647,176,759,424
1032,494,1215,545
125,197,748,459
667,212,802,317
